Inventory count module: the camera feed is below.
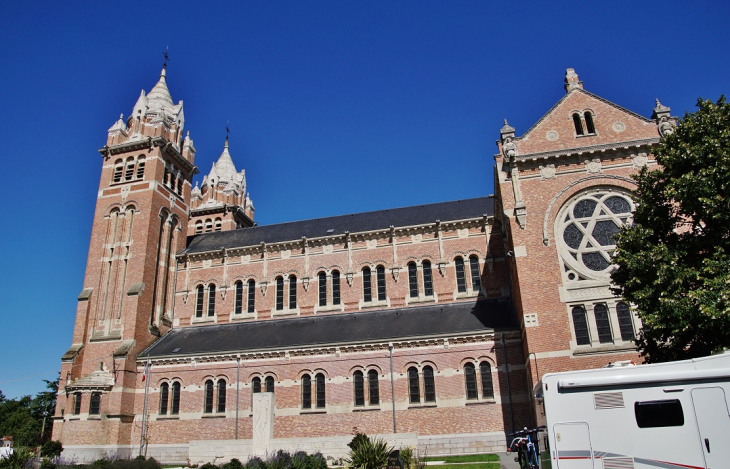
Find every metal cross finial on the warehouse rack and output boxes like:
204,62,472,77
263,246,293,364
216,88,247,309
226,122,230,141
163,47,170,68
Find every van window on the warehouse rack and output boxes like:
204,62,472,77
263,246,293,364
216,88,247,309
634,399,684,428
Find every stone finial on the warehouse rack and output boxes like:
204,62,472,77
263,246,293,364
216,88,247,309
500,119,517,160
564,68,583,93
500,119,515,137
652,99,671,119
652,99,675,137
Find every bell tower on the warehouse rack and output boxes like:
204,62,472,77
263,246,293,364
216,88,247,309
53,66,197,448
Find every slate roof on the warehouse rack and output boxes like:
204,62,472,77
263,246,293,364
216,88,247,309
141,298,515,359
183,197,493,254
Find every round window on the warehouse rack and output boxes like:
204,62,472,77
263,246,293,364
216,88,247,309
557,190,634,279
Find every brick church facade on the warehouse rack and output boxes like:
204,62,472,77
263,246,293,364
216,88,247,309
51,66,673,463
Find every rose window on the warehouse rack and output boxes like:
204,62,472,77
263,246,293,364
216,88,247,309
557,190,633,281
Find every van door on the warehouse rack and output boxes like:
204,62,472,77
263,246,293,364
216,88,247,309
553,422,593,469
691,386,730,469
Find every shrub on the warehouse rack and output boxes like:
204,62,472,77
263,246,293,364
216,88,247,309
223,459,243,469
266,450,292,469
41,441,64,459
199,463,218,469
40,458,57,469
0,447,35,469
398,447,413,469
347,434,369,452
244,456,265,469
347,435,392,469
307,453,326,469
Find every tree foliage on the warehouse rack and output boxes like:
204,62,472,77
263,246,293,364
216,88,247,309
612,96,730,362
0,375,59,446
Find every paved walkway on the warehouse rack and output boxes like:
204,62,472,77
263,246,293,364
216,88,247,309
498,451,521,469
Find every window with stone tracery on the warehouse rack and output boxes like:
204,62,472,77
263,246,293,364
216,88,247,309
557,189,634,283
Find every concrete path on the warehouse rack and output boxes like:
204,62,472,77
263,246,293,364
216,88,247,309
498,451,522,469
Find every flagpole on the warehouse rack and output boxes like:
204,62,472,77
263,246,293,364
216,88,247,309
139,359,151,457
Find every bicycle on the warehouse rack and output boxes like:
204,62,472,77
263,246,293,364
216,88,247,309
507,426,545,469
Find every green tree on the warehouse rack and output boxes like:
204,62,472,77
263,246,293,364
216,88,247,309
611,96,730,362
0,374,59,446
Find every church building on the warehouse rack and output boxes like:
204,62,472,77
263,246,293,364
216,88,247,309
52,66,672,464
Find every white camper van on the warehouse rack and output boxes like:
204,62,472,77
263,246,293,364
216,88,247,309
541,352,730,469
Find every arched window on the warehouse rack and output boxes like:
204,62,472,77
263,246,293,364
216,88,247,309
318,272,327,307
376,265,386,301
480,362,494,399
136,156,145,179
423,261,433,296
464,363,477,400
195,221,203,234
332,270,341,305
204,380,214,413
234,281,243,315
354,371,365,406
315,373,326,408
572,306,590,345
90,392,101,415
408,367,420,403
195,285,204,318
302,374,312,409
408,262,419,298
368,370,380,405
573,113,584,135
252,377,261,394
616,302,635,341
205,219,212,233
469,256,481,291
124,157,135,181
594,304,612,343
113,159,124,183
362,267,372,302
455,257,466,293
247,279,256,313
171,382,181,414
217,379,227,413
275,277,284,311
265,376,275,393
584,112,596,134
160,382,169,415
73,393,82,415
207,284,216,317
214,218,222,232
423,366,436,402
289,275,297,309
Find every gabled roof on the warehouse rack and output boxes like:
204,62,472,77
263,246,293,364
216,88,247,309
183,196,494,254
519,88,653,141
140,298,515,359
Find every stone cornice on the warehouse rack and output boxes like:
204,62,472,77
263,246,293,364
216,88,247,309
502,138,659,164
179,217,492,262
139,330,520,367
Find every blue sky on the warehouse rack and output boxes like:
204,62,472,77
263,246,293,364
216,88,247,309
1,1,728,399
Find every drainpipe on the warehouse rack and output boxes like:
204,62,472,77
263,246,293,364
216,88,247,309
235,356,241,439
389,343,397,433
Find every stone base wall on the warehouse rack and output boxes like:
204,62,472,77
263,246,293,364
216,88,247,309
60,444,190,465
418,431,508,456
62,431,512,465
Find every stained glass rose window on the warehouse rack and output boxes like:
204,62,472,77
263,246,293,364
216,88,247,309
558,190,634,280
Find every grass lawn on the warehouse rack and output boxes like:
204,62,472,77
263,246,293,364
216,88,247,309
435,463,500,469
424,454,500,463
